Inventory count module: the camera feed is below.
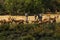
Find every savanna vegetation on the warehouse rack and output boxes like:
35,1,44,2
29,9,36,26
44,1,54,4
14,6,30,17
0,0,60,15
0,0,60,40
0,22,60,40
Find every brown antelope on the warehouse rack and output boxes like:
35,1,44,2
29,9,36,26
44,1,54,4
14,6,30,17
32,20,39,23
42,15,50,24
11,18,24,24
0,19,4,24
42,18,49,23
0,19,6,24
3,17,12,24
49,17,56,23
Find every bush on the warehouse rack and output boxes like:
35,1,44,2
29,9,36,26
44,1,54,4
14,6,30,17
0,23,60,40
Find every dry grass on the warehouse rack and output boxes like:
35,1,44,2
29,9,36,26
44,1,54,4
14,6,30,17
0,14,60,23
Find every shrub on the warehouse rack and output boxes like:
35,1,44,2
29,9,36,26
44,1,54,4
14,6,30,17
0,23,60,40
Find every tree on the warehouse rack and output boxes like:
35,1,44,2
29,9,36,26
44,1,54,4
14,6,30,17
0,3,5,15
42,0,60,13
1,0,60,15
4,0,18,15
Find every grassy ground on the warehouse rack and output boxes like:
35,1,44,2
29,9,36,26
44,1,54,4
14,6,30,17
0,22,60,40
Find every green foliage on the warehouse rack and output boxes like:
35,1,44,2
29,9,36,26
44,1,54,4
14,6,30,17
0,4,5,15
0,0,60,15
0,23,60,40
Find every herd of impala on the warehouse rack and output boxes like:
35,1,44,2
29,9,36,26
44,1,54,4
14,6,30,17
0,14,59,24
